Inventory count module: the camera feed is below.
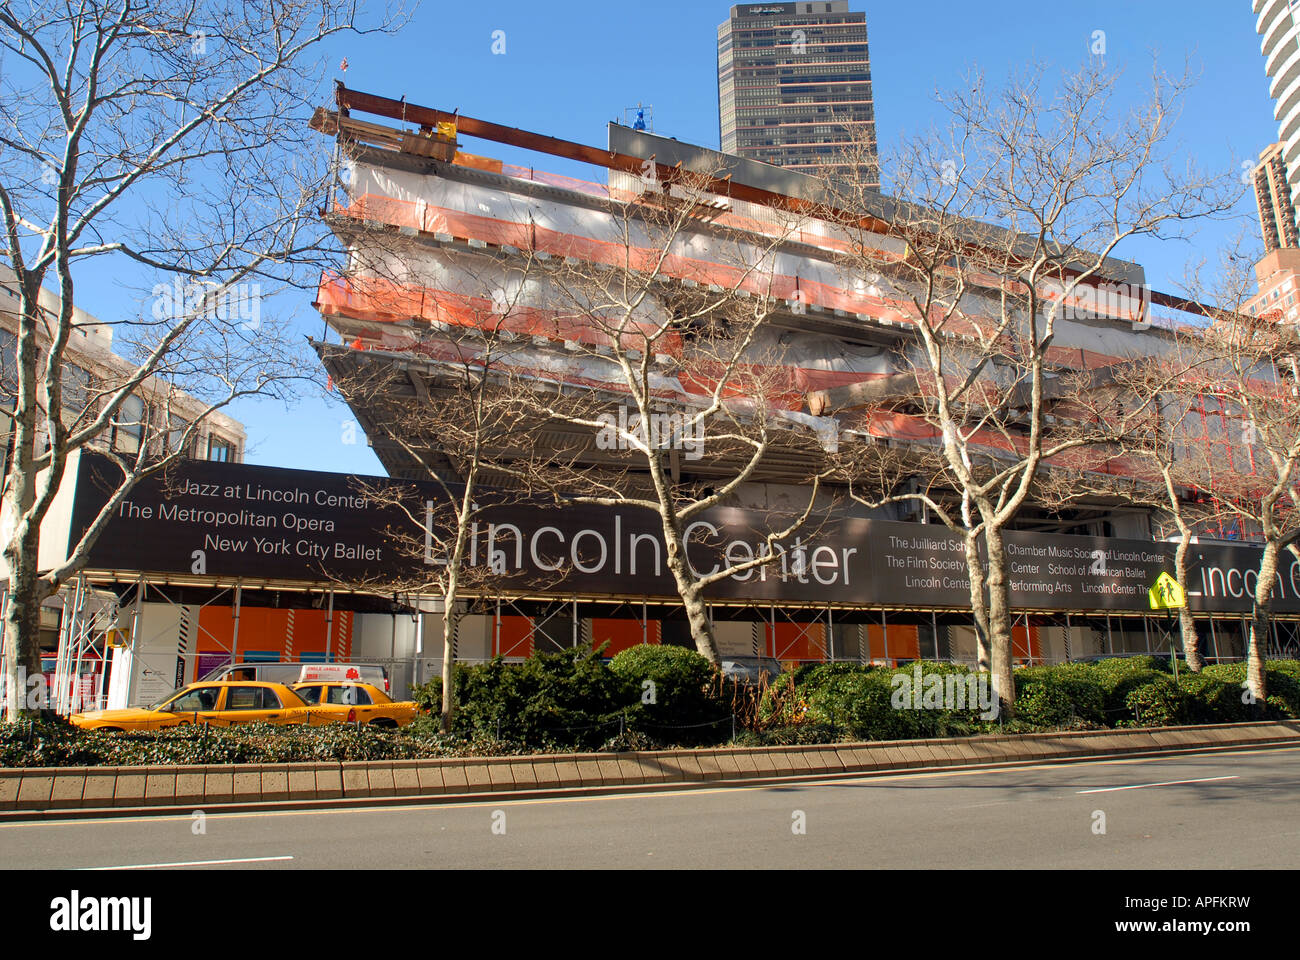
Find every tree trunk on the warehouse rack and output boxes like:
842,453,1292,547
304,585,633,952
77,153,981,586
661,514,721,664
1173,537,1202,671
963,533,992,672
1245,541,1278,706
982,525,1016,715
2,476,47,722
679,585,721,664
439,601,459,734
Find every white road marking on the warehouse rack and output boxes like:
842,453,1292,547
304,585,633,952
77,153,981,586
79,855,294,870
1076,776,1239,794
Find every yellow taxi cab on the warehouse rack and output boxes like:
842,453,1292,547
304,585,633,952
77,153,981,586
69,681,311,731
290,681,420,728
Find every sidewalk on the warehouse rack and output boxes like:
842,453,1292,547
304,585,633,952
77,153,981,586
3,720,1297,820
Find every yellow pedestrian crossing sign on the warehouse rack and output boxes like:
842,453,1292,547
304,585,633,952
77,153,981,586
1148,572,1186,610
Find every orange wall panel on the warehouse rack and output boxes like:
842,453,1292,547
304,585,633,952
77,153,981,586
494,615,534,658
591,618,660,655
766,622,827,662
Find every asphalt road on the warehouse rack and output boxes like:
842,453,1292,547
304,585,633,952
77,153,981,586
4,747,1299,869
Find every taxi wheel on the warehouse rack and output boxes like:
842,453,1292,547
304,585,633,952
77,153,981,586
369,718,398,729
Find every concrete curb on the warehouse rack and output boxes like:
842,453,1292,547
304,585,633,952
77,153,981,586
1,720,1296,821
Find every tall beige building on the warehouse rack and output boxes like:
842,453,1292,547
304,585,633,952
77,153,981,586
1253,142,1300,253
718,1,878,185
1256,0,1300,210
0,264,246,474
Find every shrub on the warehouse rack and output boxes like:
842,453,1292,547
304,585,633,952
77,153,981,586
1013,670,1106,728
1086,658,1169,719
608,644,728,745
1176,673,1249,724
1203,661,1300,719
802,662,992,740
1123,676,1190,727
732,723,843,746
409,676,442,714
452,651,633,749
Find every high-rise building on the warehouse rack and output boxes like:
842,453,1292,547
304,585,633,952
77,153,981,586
717,1,877,185
1252,142,1300,253
1255,0,1300,210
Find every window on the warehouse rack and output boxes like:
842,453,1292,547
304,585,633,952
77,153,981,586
160,687,220,712
326,685,372,706
225,686,280,710
294,685,323,705
165,414,189,455
114,394,147,454
61,364,93,420
208,435,235,462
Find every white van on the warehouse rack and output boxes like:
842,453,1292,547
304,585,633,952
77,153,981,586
201,661,391,694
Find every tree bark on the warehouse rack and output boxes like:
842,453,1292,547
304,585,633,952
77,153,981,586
440,602,459,734
1173,536,1203,671
678,583,721,665
963,533,992,672
2,301,47,721
982,525,1016,715
1245,541,1277,706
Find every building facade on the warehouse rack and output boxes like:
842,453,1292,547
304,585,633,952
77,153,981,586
291,87,1300,672
0,264,246,474
1252,142,1300,253
0,264,247,703
1255,0,1300,210
718,1,877,185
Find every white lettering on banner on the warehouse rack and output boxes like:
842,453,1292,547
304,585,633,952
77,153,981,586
1201,558,1299,603
419,511,858,588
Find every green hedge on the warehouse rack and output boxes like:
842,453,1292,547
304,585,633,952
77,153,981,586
608,644,729,745
0,715,514,768
411,645,731,748
2,652,1298,765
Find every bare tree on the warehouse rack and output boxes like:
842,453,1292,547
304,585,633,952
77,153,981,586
1184,263,1300,702
316,241,581,732
1079,326,1241,672
520,162,834,665
822,61,1238,710
0,0,405,719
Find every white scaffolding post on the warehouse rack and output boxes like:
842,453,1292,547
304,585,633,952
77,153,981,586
53,579,83,715
230,583,243,668
67,577,91,712
126,576,146,709
322,588,334,662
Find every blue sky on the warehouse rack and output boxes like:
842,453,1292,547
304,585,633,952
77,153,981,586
73,1,1283,476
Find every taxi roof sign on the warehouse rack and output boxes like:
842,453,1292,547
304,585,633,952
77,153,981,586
1148,571,1186,610
298,664,365,683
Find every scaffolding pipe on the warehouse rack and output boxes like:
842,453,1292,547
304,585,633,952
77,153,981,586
323,588,334,662
231,583,243,669
126,577,146,708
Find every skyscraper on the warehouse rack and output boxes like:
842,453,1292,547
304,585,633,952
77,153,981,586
1256,0,1300,210
1252,142,1300,253
718,2,878,186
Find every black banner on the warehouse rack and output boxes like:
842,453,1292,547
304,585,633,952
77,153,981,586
64,453,1300,614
